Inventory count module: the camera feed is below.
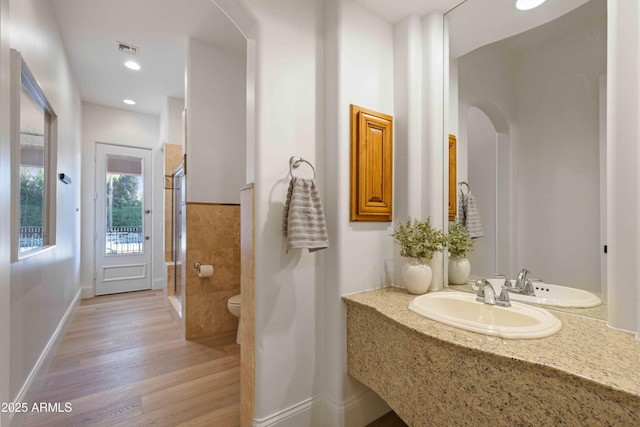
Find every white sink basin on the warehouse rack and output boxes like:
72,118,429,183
481,279,602,308
408,292,561,339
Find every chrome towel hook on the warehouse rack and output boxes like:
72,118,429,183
289,156,316,179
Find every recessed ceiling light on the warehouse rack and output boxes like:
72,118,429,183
124,61,141,71
123,99,136,105
516,0,546,10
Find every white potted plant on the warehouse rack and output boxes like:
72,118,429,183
447,222,474,285
391,217,446,294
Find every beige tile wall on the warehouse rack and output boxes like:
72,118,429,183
184,203,241,339
240,184,255,427
166,263,175,297
164,143,183,262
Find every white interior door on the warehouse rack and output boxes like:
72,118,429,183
95,143,152,295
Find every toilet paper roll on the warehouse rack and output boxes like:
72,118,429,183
197,265,214,278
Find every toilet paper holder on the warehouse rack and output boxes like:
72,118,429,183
194,262,214,278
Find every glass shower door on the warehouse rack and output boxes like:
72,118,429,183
172,165,185,301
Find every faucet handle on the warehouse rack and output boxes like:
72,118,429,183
522,279,536,296
494,273,511,286
496,288,511,307
502,275,511,288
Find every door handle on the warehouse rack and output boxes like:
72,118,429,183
145,236,150,240
145,209,151,214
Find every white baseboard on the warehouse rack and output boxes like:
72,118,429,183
81,284,94,299
253,395,324,427
9,287,82,427
324,388,390,427
152,277,165,290
253,389,390,427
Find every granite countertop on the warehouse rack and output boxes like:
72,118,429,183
343,286,640,398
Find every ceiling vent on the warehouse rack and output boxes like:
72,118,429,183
117,42,139,56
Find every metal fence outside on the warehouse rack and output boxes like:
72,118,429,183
18,226,43,252
106,226,143,254
19,225,143,255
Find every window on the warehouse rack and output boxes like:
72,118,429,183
104,154,144,255
11,50,57,259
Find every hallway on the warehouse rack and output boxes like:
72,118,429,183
24,290,240,427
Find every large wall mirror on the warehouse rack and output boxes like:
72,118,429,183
445,0,606,317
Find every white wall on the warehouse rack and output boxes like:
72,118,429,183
394,15,423,226
607,0,640,334
185,38,246,204
159,96,184,146
421,12,446,290
0,0,12,424
240,0,397,424
241,0,324,424
5,0,82,419
467,107,497,277
516,16,604,290
456,46,518,278
457,50,517,130
80,103,162,295
240,0,443,424
457,9,604,290
324,1,395,424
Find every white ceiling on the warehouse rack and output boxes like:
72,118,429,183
355,0,591,58
354,0,464,23
446,0,590,58
51,0,246,116
52,0,463,117
50,0,589,117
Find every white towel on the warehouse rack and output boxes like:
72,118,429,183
283,177,329,252
459,190,484,239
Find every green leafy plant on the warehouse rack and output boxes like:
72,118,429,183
391,217,446,262
447,222,474,257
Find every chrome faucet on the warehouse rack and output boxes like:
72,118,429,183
516,269,530,290
475,279,511,307
501,268,536,296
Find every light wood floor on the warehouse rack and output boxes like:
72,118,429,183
25,290,240,427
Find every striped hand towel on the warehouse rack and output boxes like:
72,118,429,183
463,191,484,239
283,177,329,252
457,190,467,226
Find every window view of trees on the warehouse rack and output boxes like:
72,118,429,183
107,174,142,227
19,166,46,252
20,167,44,227
105,173,143,255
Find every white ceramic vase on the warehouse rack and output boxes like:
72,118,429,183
402,258,432,294
448,255,471,285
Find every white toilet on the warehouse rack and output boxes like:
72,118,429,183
227,294,241,344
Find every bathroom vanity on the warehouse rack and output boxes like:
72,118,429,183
344,287,640,426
